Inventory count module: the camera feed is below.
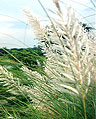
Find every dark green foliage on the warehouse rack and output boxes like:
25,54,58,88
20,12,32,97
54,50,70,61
81,23,95,32
5,46,46,73
0,48,9,56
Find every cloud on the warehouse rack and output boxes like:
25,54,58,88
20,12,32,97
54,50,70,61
0,0,95,48
0,22,38,48
0,16,16,22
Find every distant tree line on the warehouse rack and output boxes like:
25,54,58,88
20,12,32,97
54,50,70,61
0,46,46,72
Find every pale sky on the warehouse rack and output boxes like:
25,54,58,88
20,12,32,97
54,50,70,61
0,0,95,48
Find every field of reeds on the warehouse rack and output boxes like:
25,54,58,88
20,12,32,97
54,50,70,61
0,0,96,119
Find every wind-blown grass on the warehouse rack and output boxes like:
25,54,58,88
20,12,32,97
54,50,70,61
23,0,96,118
0,0,96,118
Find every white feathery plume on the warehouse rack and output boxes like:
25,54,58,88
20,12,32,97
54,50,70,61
24,9,45,39
24,4,96,107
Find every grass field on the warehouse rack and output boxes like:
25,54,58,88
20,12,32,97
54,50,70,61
0,0,96,118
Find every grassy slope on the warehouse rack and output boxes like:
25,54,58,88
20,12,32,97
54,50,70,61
0,56,45,119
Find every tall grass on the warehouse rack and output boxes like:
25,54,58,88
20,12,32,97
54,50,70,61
0,0,96,118
23,0,96,118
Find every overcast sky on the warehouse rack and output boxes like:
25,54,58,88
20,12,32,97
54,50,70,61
0,0,95,48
